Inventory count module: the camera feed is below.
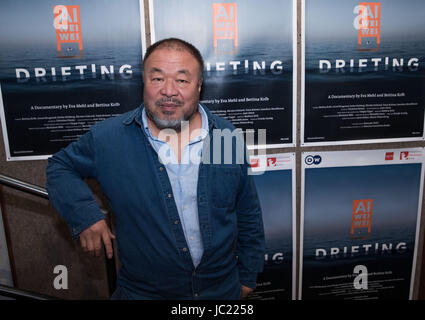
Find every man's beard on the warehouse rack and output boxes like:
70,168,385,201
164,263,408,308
145,98,198,132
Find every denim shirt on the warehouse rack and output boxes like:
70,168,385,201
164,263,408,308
46,104,265,299
141,105,209,268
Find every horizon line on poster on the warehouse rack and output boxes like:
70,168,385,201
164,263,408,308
15,64,133,79
315,242,407,258
319,57,419,70
205,59,284,73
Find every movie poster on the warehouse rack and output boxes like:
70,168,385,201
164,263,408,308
247,153,295,300
0,0,146,160
300,149,424,300
150,0,296,148
302,0,425,145
0,207,13,287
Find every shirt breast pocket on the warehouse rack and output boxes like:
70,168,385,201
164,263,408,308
210,165,241,209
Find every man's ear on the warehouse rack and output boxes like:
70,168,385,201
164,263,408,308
198,77,203,92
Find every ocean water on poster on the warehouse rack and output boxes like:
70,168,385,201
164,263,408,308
303,225,417,267
0,44,143,94
202,39,294,85
304,39,425,82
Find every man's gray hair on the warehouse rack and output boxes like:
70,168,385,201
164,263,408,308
143,37,204,81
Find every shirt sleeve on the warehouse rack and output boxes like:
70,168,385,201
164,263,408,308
235,159,266,289
46,130,105,239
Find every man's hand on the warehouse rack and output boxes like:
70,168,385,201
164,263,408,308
241,285,254,299
79,219,116,259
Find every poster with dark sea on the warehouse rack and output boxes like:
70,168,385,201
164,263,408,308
302,0,425,145
248,153,295,300
150,0,296,148
300,149,424,300
0,0,146,160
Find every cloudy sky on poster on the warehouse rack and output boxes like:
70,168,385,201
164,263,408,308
304,163,421,234
0,0,141,48
306,0,425,41
153,0,293,55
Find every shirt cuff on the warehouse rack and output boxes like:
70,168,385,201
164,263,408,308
69,203,106,239
239,271,258,290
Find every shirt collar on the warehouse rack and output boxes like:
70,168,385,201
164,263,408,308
122,105,143,126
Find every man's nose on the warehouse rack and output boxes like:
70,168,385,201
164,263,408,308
160,79,178,96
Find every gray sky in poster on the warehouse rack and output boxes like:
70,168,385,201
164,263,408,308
304,164,422,234
306,0,425,42
0,0,142,48
152,0,293,54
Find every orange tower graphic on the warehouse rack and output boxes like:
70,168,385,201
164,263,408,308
351,199,373,239
53,5,83,57
358,2,381,51
212,3,238,53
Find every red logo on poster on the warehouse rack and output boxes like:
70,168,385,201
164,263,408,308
385,152,394,160
355,2,381,51
250,158,260,168
351,199,373,239
53,5,83,57
267,157,277,167
400,152,409,160
212,3,238,53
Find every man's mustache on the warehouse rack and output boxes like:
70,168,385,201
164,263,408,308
155,98,184,107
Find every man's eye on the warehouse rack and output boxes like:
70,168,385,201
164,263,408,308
177,79,189,84
152,78,163,82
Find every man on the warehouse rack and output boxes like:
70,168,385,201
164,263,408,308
46,38,265,299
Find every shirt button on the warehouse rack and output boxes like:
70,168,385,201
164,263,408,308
174,220,179,225
194,293,198,297
159,167,164,171
168,193,172,198
190,236,194,240
182,247,188,252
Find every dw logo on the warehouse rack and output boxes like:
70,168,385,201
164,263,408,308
305,155,322,165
